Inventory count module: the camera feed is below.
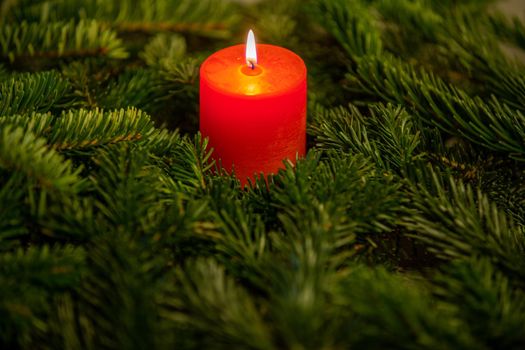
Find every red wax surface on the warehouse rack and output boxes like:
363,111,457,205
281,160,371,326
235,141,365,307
200,44,307,185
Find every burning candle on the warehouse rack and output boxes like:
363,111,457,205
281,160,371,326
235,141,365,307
200,30,307,186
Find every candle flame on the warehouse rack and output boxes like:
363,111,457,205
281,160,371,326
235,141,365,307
246,29,257,69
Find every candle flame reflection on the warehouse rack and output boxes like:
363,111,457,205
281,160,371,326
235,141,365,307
245,83,260,95
246,29,257,69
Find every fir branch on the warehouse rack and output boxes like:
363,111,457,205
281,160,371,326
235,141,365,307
484,66,525,113
60,59,113,108
0,245,85,347
308,0,383,59
14,0,240,39
489,13,525,51
159,57,200,96
442,13,525,111
310,104,381,165
140,127,182,156
403,169,525,285
262,204,349,349
271,151,403,236
256,13,297,47
140,33,186,68
0,71,71,117
211,205,268,265
202,201,269,289
0,64,8,79
369,104,425,172
0,245,84,289
89,144,163,232
252,0,301,47
310,103,425,173
115,21,231,37
79,234,168,349
435,259,525,348
36,196,100,242
314,1,525,157
331,265,479,349
0,112,54,139
0,108,155,151
477,159,525,225
377,5,525,113
86,141,214,247
167,133,215,194
276,199,360,276
162,258,271,349
0,20,128,63
0,125,82,192
376,0,443,43
51,108,154,150
100,0,239,38
424,0,497,14
354,55,525,160
47,294,83,350
0,0,52,22
369,3,525,111
0,175,27,251
98,69,163,112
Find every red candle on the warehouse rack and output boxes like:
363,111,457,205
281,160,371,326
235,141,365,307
200,30,307,186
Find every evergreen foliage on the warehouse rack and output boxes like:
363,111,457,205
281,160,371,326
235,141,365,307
1,0,525,348
0,20,128,62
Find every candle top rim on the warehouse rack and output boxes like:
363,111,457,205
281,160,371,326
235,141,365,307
200,44,307,98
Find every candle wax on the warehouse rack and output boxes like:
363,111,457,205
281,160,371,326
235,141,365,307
200,44,307,186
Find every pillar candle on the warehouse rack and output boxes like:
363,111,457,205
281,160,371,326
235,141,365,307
200,30,307,186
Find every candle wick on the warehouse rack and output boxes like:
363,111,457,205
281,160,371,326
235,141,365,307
250,62,255,70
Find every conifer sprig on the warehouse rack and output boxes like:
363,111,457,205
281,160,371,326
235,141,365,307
0,125,82,192
0,176,27,250
1,108,155,151
0,245,85,346
309,0,382,59
434,259,525,348
3,0,240,39
403,169,525,284
0,71,71,116
0,20,128,63
355,56,525,160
